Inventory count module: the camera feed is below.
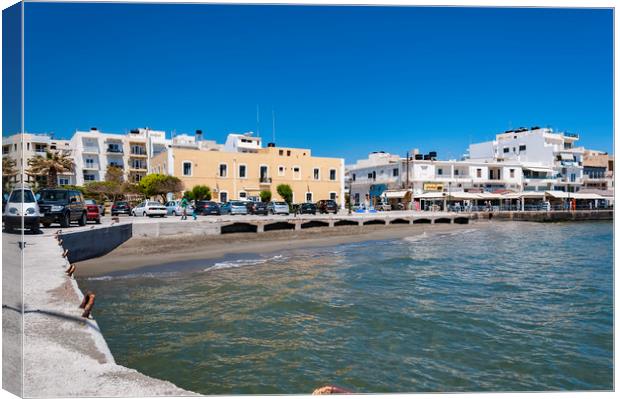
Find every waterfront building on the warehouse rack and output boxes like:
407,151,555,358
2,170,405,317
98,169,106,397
2,133,73,186
151,132,345,206
582,149,614,192
70,127,167,185
468,126,584,192
346,151,523,207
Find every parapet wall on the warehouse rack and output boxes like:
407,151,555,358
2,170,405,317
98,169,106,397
479,210,614,222
60,223,133,263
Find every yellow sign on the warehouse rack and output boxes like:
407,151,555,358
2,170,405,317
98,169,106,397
423,183,444,192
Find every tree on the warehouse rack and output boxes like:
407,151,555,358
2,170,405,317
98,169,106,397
187,185,211,201
276,184,293,205
27,150,73,188
138,173,184,202
105,165,124,184
259,190,272,202
2,157,18,192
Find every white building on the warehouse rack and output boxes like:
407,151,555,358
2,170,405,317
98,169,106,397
346,151,524,206
70,127,168,185
468,126,584,192
2,133,74,186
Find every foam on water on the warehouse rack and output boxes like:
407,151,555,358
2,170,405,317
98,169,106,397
204,254,286,272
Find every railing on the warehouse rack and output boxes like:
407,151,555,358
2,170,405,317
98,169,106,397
564,132,579,138
107,147,123,154
82,146,99,153
523,175,556,180
260,177,272,183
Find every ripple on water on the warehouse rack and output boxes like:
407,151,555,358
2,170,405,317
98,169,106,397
78,221,613,394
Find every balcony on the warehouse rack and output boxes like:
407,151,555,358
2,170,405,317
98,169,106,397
259,176,272,185
129,163,147,171
107,147,124,154
108,164,124,170
83,163,99,170
82,146,99,154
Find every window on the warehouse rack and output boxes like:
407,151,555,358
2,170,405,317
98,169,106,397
3,146,9,154
239,164,247,178
437,168,443,175
372,171,376,180
27,143,30,151
220,191,228,203
279,150,284,156
476,169,482,178
306,192,313,202
329,192,337,201
392,168,399,177
293,166,301,180
352,173,356,182
519,145,527,151
313,168,320,180
239,191,247,199
183,161,192,176
278,165,285,176
85,158,95,167
260,165,269,181
83,174,96,181
58,177,70,186
368,173,373,179
287,150,291,156
513,147,516,153
330,169,337,180
34,143,46,152
219,164,228,177
510,169,515,178
503,148,509,153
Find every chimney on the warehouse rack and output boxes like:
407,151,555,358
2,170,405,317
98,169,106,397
195,130,203,142
90,127,98,131
267,142,276,147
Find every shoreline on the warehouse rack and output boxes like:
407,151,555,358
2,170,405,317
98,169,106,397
76,221,490,277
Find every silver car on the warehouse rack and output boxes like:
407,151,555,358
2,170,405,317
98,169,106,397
220,201,248,215
267,201,290,215
165,200,193,216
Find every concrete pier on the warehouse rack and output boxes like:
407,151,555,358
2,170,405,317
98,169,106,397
8,231,196,397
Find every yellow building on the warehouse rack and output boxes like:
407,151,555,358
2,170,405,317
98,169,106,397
150,133,345,207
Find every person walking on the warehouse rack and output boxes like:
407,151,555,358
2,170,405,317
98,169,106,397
191,200,198,220
180,196,189,220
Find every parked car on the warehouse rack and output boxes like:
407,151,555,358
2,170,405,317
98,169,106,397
38,188,87,228
247,201,269,215
317,199,338,214
376,201,392,211
85,199,105,216
165,200,193,216
3,185,40,233
132,201,167,217
111,201,132,216
298,202,317,215
220,201,249,215
267,201,290,215
84,199,102,224
195,200,221,215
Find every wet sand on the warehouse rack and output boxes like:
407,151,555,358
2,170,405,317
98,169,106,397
76,221,490,277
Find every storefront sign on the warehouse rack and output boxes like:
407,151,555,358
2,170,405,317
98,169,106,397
423,183,444,192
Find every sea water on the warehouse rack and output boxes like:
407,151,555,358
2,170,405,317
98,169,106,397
79,221,613,394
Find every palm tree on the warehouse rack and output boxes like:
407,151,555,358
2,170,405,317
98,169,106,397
27,150,74,188
2,157,18,192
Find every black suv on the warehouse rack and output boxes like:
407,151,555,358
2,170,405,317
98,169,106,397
38,189,87,228
298,202,317,215
317,199,338,214
247,201,268,215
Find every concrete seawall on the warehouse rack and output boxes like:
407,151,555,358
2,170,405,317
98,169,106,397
476,210,613,222
19,231,196,397
61,223,133,263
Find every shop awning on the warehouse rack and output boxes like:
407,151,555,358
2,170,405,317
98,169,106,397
523,166,554,173
383,190,411,199
476,192,503,199
414,192,446,199
545,190,570,199
571,193,607,200
559,153,574,161
447,192,481,200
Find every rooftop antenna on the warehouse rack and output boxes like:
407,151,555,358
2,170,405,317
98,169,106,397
272,109,276,143
256,104,260,137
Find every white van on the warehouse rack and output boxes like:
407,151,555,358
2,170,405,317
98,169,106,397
3,185,40,233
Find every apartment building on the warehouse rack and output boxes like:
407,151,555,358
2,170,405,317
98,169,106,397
346,151,523,206
70,127,167,185
468,126,584,192
151,132,345,206
2,133,73,186
582,149,614,191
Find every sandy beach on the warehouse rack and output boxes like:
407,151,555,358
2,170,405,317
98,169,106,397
75,221,490,277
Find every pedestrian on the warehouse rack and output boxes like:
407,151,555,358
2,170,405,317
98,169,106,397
192,200,198,220
180,196,189,220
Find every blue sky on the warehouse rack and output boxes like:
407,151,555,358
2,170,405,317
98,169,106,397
7,3,614,162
